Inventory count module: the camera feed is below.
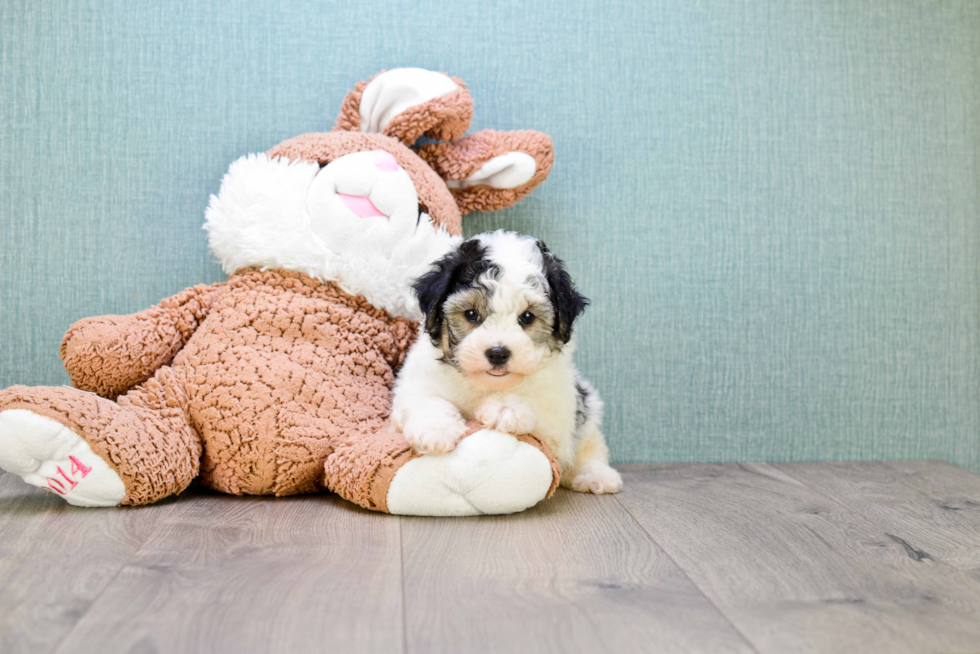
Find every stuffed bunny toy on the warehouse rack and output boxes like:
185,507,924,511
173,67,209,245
0,68,561,516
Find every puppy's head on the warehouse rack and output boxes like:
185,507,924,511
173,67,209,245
413,230,589,391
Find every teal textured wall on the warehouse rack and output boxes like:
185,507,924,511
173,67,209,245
2,1,978,470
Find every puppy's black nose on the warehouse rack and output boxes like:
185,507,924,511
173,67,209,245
485,346,511,366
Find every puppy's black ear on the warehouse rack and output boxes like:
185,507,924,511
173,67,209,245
538,241,589,344
413,252,459,341
413,239,491,341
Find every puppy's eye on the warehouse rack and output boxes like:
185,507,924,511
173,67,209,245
518,311,536,327
464,309,481,324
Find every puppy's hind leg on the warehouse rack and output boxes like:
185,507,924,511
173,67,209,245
564,426,623,494
562,384,622,494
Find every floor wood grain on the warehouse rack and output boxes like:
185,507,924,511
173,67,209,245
53,491,404,654
616,463,980,654
3,462,980,654
400,488,754,654
776,462,980,581
0,474,163,654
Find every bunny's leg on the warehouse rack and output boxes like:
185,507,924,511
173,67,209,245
324,422,560,516
0,367,202,507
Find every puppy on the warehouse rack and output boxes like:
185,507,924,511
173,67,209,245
391,230,622,494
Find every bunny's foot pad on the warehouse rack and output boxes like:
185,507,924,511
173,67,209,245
386,429,555,516
0,409,126,507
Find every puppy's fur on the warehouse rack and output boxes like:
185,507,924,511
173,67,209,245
391,230,622,494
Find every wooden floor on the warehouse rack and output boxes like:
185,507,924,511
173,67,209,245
2,462,980,653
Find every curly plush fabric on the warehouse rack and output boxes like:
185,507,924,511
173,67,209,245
323,422,418,512
60,284,223,399
333,79,368,135
382,80,473,145
334,72,473,145
418,130,555,214
180,269,416,496
0,269,416,503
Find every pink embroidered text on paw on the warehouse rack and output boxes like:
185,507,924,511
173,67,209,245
45,455,92,495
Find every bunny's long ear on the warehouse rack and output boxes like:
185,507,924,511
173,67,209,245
418,130,554,215
334,68,473,145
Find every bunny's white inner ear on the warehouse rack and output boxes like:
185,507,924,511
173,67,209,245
359,68,458,133
445,152,537,189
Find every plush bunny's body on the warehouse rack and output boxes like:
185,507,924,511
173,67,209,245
0,69,560,515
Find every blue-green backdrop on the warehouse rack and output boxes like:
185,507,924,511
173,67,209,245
2,1,978,471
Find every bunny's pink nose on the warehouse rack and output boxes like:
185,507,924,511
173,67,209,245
373,151,400,172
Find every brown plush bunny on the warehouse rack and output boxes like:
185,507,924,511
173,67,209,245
0,68,560,516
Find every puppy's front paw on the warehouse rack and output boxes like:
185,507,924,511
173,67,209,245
569,462,623,495
475,395,536,435
403,412,468,456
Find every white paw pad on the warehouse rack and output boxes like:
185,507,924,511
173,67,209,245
569,462,623,495
0,410,126,507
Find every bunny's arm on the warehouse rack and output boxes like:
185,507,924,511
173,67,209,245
60,282,227,398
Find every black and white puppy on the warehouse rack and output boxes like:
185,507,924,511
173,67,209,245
391,230,622,494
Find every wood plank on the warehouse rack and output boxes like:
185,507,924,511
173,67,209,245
616,463,980,654
0,472,164,654
400,487,755,654
54,491,404,654
885,461,980,540
885,460,980,499
776,462,980,580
